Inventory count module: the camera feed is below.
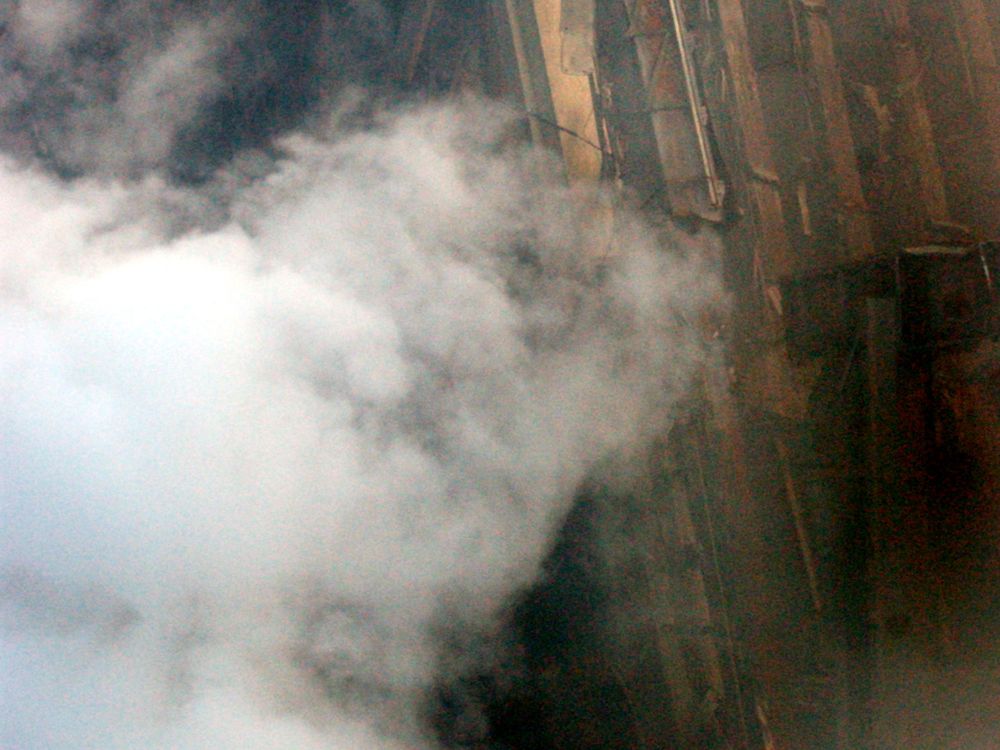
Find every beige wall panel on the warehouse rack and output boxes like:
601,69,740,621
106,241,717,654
532,0,603,184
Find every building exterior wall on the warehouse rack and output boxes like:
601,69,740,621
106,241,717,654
399,2,1000,746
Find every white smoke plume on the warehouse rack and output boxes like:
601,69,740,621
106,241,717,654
0,84,720,750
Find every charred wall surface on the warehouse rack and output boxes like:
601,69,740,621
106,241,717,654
394,1,1000,748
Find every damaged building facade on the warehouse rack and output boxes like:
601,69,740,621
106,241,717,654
392,1,1000,748
2,0,998,748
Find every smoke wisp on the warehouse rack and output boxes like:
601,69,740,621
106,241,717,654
0,0,391,179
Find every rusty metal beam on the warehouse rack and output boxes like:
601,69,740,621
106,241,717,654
947,0,1000,224
881,0,952,223
664,0,725,210
699,0,813,424
710,0,794,282
624,0,724,221
792,0,874,257
774,437,823,613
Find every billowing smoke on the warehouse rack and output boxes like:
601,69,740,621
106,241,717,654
1,4,721,747
0,0,391,179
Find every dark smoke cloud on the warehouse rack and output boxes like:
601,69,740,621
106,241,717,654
0,0,392,180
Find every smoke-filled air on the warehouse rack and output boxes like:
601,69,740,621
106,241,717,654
1,2,720,748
